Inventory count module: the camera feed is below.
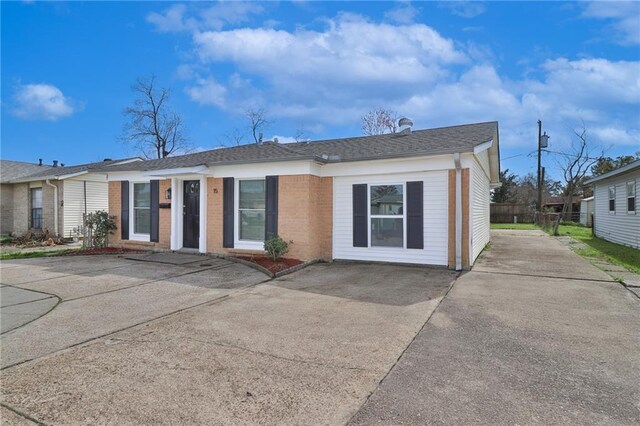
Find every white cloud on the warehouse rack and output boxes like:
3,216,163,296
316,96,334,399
270,135,299,144
591,126,640,147
185,77,227,108
147,4,197,33
191,13,466,115
12,83,80,121
147,1,263,33
440,1,487,19
384,2,419,24
155,6,638,152
582,1,640,45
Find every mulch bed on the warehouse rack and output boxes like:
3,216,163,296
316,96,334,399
236,255,303,274
60,247,145,256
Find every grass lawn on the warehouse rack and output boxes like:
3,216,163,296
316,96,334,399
490,223,538,230
0,249,78,261
555,224,640,274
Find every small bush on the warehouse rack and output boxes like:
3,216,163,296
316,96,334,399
85,210,117,248
13,229,62,247
264,235,291,261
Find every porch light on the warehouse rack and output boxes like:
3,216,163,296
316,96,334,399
166,187,172,200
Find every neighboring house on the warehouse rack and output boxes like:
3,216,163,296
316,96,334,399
0,158,140,238
585,160,639,249
100,121,500,270
543,196,581,214
579,196,594,226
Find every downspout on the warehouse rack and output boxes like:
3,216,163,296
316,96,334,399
45,179,59,236
454,153,462,271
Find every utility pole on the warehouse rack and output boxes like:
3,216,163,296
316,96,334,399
536,120,550,216
537,120,542,213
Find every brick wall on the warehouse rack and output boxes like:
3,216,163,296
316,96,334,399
108,180,171,250
12,183,29,235
1,184,14,235
279,175,333,260
206,175,333,261
206,177,224,253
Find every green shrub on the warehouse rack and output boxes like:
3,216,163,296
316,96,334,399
85,210,117,248
264,235,290,261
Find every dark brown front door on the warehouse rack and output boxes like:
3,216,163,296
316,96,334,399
183,180,200,249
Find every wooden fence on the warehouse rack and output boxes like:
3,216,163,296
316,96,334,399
490,203,534,223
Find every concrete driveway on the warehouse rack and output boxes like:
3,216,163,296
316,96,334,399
352,229,640,425
0,254,456,424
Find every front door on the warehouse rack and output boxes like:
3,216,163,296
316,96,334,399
183,180,200,249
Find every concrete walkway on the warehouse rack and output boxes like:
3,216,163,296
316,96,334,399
0,286,59,334
352,229,640,425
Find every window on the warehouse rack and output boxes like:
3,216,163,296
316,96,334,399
133,183,150,234
31,188,43,229
370,184,404,247
628,181,636,213
608,186,616,213
239,179,265,241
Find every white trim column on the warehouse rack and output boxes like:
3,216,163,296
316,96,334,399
170,178,183,251
199,176,207,254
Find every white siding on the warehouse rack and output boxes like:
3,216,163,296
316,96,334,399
62,175,109,238
333,171,448,265
593,170,640,249
471,157,490,262
476,149,490,178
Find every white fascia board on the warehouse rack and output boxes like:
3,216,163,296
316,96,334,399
105,171,152,182
209,160,321,178
57,171,90,180
145,165,208,177
111,158,143,165
321,154,457,177
11,171,88,183
473,139,493,155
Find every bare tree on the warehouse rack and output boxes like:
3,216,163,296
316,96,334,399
246,108,270,143
556,125,604,218
122,75,189,159
222,127,247,146
294,126,308,143
361,107,399,135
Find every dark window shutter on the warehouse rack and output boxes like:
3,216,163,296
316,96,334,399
120,181,129,240
265,176,279,240
223,178,234,248
150,180,160,242
406,181,424,249
353,184,368,247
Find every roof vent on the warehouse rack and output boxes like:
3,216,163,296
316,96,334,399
258,132,264,143
52,160,58,167
274,137,279,144
398,117,413,135
60,163,65,167
38,158,43,166
103,158,112,162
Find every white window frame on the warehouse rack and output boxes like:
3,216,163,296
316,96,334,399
130,180,151,242
368,183,406,250
608,185,616,214
30,187,43,230
234,178,266,250
627,181,636,214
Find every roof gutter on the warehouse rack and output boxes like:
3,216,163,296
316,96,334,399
454,152,463,271
45,179,59,236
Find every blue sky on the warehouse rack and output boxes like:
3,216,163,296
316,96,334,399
2,1,639,180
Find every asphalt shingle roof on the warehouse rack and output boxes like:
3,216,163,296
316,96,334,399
101,121,498,173
0,158,139,183
0,160,52,184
